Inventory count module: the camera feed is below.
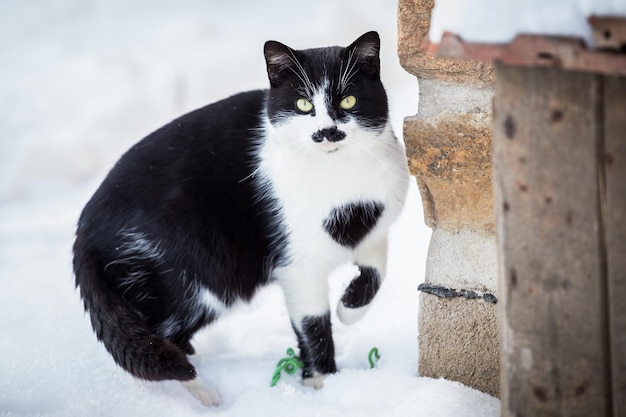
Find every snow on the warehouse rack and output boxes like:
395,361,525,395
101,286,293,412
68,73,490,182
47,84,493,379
0,1,499,416
429,0,626,47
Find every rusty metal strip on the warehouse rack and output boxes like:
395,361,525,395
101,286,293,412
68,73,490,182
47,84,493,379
425,28,626,76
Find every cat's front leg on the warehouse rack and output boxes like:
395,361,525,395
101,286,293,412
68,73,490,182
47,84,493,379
337,235,388,325
292,311,336,388
276,265,337,388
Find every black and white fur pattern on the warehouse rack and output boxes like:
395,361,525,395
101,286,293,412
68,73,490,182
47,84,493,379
73,31,409,406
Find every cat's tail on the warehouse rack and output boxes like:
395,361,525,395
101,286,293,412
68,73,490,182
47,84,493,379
73,234,196,382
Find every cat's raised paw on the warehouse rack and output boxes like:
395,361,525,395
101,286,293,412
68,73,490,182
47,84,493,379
181,377,221,407
337,301,371,325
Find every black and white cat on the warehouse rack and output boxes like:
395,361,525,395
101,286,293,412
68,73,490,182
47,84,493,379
73,31,409,406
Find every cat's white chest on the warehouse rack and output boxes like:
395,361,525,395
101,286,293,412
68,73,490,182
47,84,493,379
257,122,409,261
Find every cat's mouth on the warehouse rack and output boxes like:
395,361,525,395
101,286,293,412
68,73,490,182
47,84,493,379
312,127,345,154
319,142,341,154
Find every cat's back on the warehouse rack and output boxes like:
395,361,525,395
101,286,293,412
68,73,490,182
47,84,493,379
115,89,267,184
76,89,276,259
82,90,267,218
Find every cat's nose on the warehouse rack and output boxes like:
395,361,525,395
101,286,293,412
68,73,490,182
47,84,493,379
312,127,346,143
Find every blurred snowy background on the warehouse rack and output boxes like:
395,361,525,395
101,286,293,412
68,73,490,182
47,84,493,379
0,0,421,200
0,1,500,416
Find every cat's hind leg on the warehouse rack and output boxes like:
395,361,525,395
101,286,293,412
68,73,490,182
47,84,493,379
337,235,388,325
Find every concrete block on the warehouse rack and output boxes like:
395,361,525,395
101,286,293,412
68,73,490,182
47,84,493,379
418,293,500,397
426,228,497,294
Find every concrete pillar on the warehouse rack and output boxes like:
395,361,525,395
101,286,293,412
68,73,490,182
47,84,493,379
398,0,499,396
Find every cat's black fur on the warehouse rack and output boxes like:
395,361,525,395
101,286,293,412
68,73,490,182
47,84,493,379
73,31,408,403
73,90,286,380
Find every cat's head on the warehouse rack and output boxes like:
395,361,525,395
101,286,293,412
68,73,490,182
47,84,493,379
263,32,390,155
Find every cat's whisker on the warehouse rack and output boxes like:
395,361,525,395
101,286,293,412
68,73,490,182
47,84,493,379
287,50,316,97
349,136,389,168
238,167,260,183
383,139,411,159
339,49,360,95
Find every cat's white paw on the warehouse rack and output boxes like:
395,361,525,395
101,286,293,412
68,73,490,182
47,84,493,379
302,372,327,389
336,301,371,325
181,377,221,407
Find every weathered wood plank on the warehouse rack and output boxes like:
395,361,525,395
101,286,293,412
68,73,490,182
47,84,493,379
604,75,626,416
494,64,611,416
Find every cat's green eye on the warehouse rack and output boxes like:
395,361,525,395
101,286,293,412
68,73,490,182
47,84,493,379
340,95,357,110
296,98,314,113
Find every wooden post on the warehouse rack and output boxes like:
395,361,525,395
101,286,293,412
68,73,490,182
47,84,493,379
604,75,626,416
494,64,626,416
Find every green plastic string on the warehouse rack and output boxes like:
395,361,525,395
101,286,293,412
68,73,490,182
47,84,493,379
270,348,304,387
368,347,381,369
270,347,382,387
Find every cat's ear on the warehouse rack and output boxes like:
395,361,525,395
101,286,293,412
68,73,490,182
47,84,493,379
347,31,381,77
264,41,295,87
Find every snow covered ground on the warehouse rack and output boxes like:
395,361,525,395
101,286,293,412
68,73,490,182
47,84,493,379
0,1,499,416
